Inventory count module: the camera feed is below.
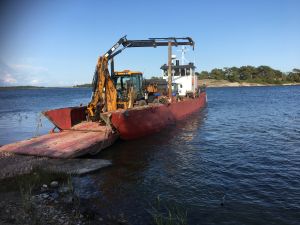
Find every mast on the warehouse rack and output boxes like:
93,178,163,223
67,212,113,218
178,46,189,64
168,41,172,100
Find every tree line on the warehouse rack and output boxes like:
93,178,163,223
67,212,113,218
196,66,300,84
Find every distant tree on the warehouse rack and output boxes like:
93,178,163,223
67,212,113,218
224,67,239,82
239,66,256,80
287,68,300,82
150,76,162,79
73,83,92,88
210,68,225,80
196,66,299,84
197,71,210,79
292,68,300,73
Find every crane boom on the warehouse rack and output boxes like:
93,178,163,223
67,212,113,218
104,36,194,60
123,37,194,48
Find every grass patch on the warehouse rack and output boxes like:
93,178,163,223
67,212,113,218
0,167,69,193
149,196,188,225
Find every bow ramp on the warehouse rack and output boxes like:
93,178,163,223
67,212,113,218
0,122,118,158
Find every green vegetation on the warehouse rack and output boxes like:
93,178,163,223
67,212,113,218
196,66,300,84
0,85,93,89
150,76,163,79
0,86,45,90
73,83,92,88
0,168,69,192
149,196,188,225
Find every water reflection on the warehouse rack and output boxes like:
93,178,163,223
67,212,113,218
1,86,300,225
73,110,208,223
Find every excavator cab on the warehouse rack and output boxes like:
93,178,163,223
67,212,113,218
113,70,144,109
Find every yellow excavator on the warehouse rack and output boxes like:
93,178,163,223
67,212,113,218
114,70,144,109
86,36,194,121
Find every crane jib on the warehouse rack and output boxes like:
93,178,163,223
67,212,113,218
103,36,195,60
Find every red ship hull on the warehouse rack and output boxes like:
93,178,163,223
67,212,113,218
109,92,207,140
0,94,206,158
43,92,207,140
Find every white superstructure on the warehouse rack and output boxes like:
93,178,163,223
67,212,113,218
161,55,197,96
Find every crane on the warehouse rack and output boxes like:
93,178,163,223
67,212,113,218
87,36,195,121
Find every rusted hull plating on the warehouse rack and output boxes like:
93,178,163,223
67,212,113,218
109,92,207,140
0,93,206,158
43,93,207,140
0,122,118,158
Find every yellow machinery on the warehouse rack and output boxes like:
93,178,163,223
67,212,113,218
146,83,158,94
86,36,194,121
86,57,117,120
113,70,143,110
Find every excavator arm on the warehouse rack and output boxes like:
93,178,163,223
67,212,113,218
87,57,117,120
87,36,195,120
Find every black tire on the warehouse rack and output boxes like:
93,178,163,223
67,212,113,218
148,95,155,103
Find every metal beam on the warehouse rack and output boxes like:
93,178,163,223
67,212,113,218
168,41,172,100
123,37,194,48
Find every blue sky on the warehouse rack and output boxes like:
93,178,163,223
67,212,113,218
0,0,299,86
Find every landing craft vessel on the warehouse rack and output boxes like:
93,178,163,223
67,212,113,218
0,36,207,158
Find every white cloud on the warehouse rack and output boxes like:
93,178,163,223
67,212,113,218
0,73,17,84
11,64,49,74
0,59,49,86
30,79,40,85
0,59,85,87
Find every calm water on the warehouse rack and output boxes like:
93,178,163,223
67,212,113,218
0,86,299,224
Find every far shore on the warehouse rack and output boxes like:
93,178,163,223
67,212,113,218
199,79,300,88
1,80,300,90
0,86,91,90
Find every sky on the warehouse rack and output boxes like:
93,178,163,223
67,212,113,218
0,0,299,86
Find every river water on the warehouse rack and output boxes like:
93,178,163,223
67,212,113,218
0,86,299,224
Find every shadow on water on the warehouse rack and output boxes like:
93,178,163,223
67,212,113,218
100,108,208,160
74,109,208,224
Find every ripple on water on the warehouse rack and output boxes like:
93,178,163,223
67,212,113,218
1,86,300,224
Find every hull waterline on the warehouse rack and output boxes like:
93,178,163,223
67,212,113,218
109,92,207,140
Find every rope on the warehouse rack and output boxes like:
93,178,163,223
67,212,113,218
35,113,43,137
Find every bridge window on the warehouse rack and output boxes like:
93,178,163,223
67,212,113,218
181,68,185,76
186,68,190,76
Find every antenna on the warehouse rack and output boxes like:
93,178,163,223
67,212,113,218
177,46,189,64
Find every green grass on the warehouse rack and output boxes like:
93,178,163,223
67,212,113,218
149,196,188,225
0,168,69,192
0,86,45,90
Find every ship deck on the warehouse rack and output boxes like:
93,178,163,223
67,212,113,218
0,122,118,158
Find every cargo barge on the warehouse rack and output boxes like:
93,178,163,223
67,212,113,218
44,92,206,141
0,36,207,158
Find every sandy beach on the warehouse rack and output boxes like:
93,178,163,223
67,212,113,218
199,79,300,88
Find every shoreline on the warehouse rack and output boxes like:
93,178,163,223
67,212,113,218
0,152,117,224
2,80,300,90
199,79,300,88
0,86,91,90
